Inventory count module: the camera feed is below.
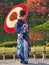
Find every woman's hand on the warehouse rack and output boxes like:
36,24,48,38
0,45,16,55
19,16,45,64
22,24,28,30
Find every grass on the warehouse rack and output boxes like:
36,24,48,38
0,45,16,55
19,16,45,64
0,41,17,47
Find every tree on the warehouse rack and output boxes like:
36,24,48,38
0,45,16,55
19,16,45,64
0,0,25,4
27,0,49,15
33,21,49,31
33,20,49,42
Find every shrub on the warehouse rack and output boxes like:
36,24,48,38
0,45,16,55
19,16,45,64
0,41,17,47
46,42,49,47
30,40,44,47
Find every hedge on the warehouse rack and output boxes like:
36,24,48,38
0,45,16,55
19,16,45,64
30,40,45,47
0,41,17,47
46,42,49,47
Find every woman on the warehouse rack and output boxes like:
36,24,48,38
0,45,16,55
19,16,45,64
15,10,30,64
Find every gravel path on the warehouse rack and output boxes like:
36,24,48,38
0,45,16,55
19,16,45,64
0,59,49,65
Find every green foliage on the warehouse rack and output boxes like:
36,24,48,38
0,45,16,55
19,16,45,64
0,14,17,43
27,14,47,29
33,25,43,31
0,47,49,59
33,21,49,31
46,42,49,47
0,14,6,42
0,41,17,47
0,0,26,4
30,46,49,58
30,40,44,47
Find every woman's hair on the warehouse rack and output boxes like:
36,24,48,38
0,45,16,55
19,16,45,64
20,10,26,17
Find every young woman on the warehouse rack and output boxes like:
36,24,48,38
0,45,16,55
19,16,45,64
15,10,30,64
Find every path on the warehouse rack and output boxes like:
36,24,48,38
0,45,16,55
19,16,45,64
0,59,49,65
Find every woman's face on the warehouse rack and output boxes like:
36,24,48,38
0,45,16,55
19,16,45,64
21,15,26,20
23,15,26,20
24,15,26,20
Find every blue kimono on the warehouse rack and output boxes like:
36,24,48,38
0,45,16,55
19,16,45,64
15,19,30,62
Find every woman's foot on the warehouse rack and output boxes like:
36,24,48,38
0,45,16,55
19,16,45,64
20,60,28,64
22,61,28,64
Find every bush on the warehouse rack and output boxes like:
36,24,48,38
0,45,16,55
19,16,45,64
33,21,49,31
30,40,44,47
30,51,49,58
46,42,49,47
0,47,49,59
0,41,17,47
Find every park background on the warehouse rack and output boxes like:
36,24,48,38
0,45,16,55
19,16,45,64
0,0,49,59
